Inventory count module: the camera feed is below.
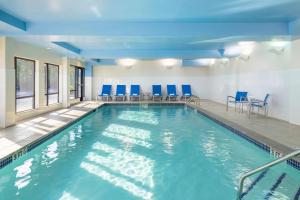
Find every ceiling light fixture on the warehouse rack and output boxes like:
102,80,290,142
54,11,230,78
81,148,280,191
117,58,137,68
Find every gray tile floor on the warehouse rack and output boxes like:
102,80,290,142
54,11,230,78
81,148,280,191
1,99,300,164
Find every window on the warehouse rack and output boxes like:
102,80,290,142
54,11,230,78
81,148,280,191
69,65,84,100
15,57,35,112
45,63,59,105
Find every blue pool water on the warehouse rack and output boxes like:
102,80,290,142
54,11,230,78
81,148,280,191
0,105,299,200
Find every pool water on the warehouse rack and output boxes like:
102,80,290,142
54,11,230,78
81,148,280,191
0,105,299,200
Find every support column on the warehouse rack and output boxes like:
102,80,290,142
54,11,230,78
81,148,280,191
62,57,70,107
0,37,16,127
84,62,93,100
0,37,6,127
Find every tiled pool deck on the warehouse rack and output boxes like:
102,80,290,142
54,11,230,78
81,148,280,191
0,100,300,169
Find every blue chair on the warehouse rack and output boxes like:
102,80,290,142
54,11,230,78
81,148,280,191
226,91,248,112
182,84,192,101
166,85,178,101
249,94,270,116
152,85,162,101
115,85,126,101
98,84,112,101
130,85,140,101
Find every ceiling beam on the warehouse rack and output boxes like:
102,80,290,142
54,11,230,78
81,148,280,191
52,42,81,54
0,22,289,37
81,49,222,59
0,10,26,31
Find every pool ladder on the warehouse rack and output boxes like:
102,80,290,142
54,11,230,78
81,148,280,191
186,96,201,107
236,149,300,200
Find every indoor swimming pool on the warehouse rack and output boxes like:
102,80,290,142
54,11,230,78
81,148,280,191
0,105,299,200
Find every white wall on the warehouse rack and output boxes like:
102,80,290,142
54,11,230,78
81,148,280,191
92,60,210,99
0,37,85,127
207,39,300,125
92,39,300,126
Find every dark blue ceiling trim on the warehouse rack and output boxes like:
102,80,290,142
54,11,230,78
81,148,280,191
52,42,81,54
0,10,26,31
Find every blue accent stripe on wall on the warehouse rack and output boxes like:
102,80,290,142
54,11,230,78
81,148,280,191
52,42,81,54
264,173,287,200
0,10,26,31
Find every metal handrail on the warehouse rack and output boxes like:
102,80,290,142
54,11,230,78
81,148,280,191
236,149,300,200
186,96,201,106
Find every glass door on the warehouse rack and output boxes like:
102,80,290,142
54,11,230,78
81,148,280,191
70,65,84,101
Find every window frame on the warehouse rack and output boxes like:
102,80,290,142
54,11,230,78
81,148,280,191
15,57,36,113
45,63,59,106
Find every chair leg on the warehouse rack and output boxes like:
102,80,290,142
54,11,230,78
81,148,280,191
226,100,229,111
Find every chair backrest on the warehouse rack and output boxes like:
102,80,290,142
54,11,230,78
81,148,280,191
263,94,270,106
182,84,191,95
167,85,176,95
130,85,140,96
152,85,162,95
101,85,112,95
235,91,248,101
116,85,126,95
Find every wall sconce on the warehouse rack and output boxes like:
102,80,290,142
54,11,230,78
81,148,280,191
238,41,255,61
268,40,290,54
116,58,137,69
160,58,181,69
195,58,216,66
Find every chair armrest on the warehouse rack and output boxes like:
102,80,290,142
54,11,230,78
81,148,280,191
227,96,235,100
251,98,264,103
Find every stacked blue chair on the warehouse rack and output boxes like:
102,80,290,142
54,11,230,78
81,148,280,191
181,84,192,101
130,85,140,101
115,85,126,101
166,85,178,101
98,84,112,101
152,85,163,101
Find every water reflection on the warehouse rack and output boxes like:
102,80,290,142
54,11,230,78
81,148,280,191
14,158,33,189
81,162,153,200
91,142,154,188
162,131,174,155
59,191,79,200
118,111,159,125
103,124,152,149
41,141,59,166
81,142,154,200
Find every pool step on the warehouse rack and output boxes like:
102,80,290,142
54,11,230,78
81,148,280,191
240,169,269,199
263,173,286,200
243,169,300,200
